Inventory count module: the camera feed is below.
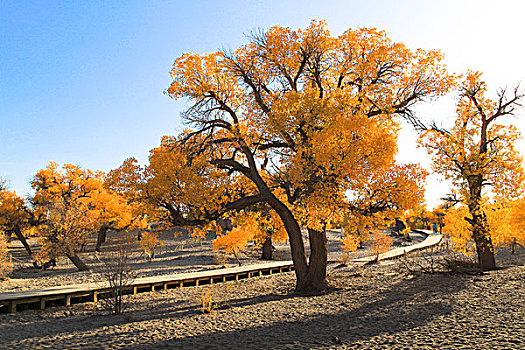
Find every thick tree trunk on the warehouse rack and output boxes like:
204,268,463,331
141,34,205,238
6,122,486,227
261,236,273,260
266,194,315,293
470,213,496,270
295,228,328,294
467,181,496,271
12,227,33,257
95,227,108,252
266,194,328,294
66,252,90,271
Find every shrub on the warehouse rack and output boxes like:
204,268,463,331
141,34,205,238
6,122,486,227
96,234,136,314
140,231,164,261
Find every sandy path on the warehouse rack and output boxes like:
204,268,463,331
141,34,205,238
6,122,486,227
0,251,523,349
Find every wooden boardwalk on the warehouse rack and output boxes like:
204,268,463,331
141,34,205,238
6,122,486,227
351,232,443,263
0,231,443,314
0,260,294,314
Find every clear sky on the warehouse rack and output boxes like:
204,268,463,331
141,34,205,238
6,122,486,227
2,0,525,207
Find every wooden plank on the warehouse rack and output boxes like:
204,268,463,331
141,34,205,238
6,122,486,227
351,234,443,263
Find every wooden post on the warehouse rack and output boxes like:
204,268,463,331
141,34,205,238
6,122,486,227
195,279,199,287
259,270,262,277
9,301,16,314
65,295,71,306
93,292,98,303
235,274,239,281
222,276,226,282
40,298,46,310
179,281,183,288
163,283,168,290
133,286,138,295
210,277,213,284
269,268,273,275
151,285,155,292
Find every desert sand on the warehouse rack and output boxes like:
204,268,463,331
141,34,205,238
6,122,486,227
0,231,524,349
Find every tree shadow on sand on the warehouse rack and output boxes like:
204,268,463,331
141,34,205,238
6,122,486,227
144,274,468,349
0,272,471,349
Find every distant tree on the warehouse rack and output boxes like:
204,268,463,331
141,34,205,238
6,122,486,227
0,188,36,260
32,162,141,271
92,182,146,252
165,21,455,293
421,72,524,270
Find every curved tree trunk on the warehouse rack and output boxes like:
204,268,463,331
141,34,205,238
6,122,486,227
12,227,41,267
267,194,327,294
12,227,33,257
96,227,108,252
261,236,273,260
66,252,90,271
295,228,328,294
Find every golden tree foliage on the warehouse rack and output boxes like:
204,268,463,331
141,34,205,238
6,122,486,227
212,208,288,264
443,205,475,254
510,199,525,246
421,72,524,269
0,189,31,234
444,200,525,254
166,21,454,292
107,135,255,231
339,233,361,262
32,162,141,271
0,188,38,262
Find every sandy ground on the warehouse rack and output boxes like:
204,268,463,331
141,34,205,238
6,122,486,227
2,231,524,349
1,229,422,293
0,248,523,349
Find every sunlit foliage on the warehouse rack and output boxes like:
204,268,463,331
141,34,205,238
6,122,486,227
421,72,524,269
165,21,455,292
32,162,142,271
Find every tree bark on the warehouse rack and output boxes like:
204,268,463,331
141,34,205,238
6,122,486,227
469,211,496,270
95,227,108,252
467,179,496,271
295,228,328,294
66,252,90,271
265,194,317,292
261,236,273,260
12,227,33,257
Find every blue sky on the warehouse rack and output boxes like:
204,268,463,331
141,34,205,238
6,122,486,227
2,0,525,207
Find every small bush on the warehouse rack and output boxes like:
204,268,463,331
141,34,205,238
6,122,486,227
96,235,136,314
198,285,232,314
140,231,164,261
199,286,217,314
339,234,361,264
